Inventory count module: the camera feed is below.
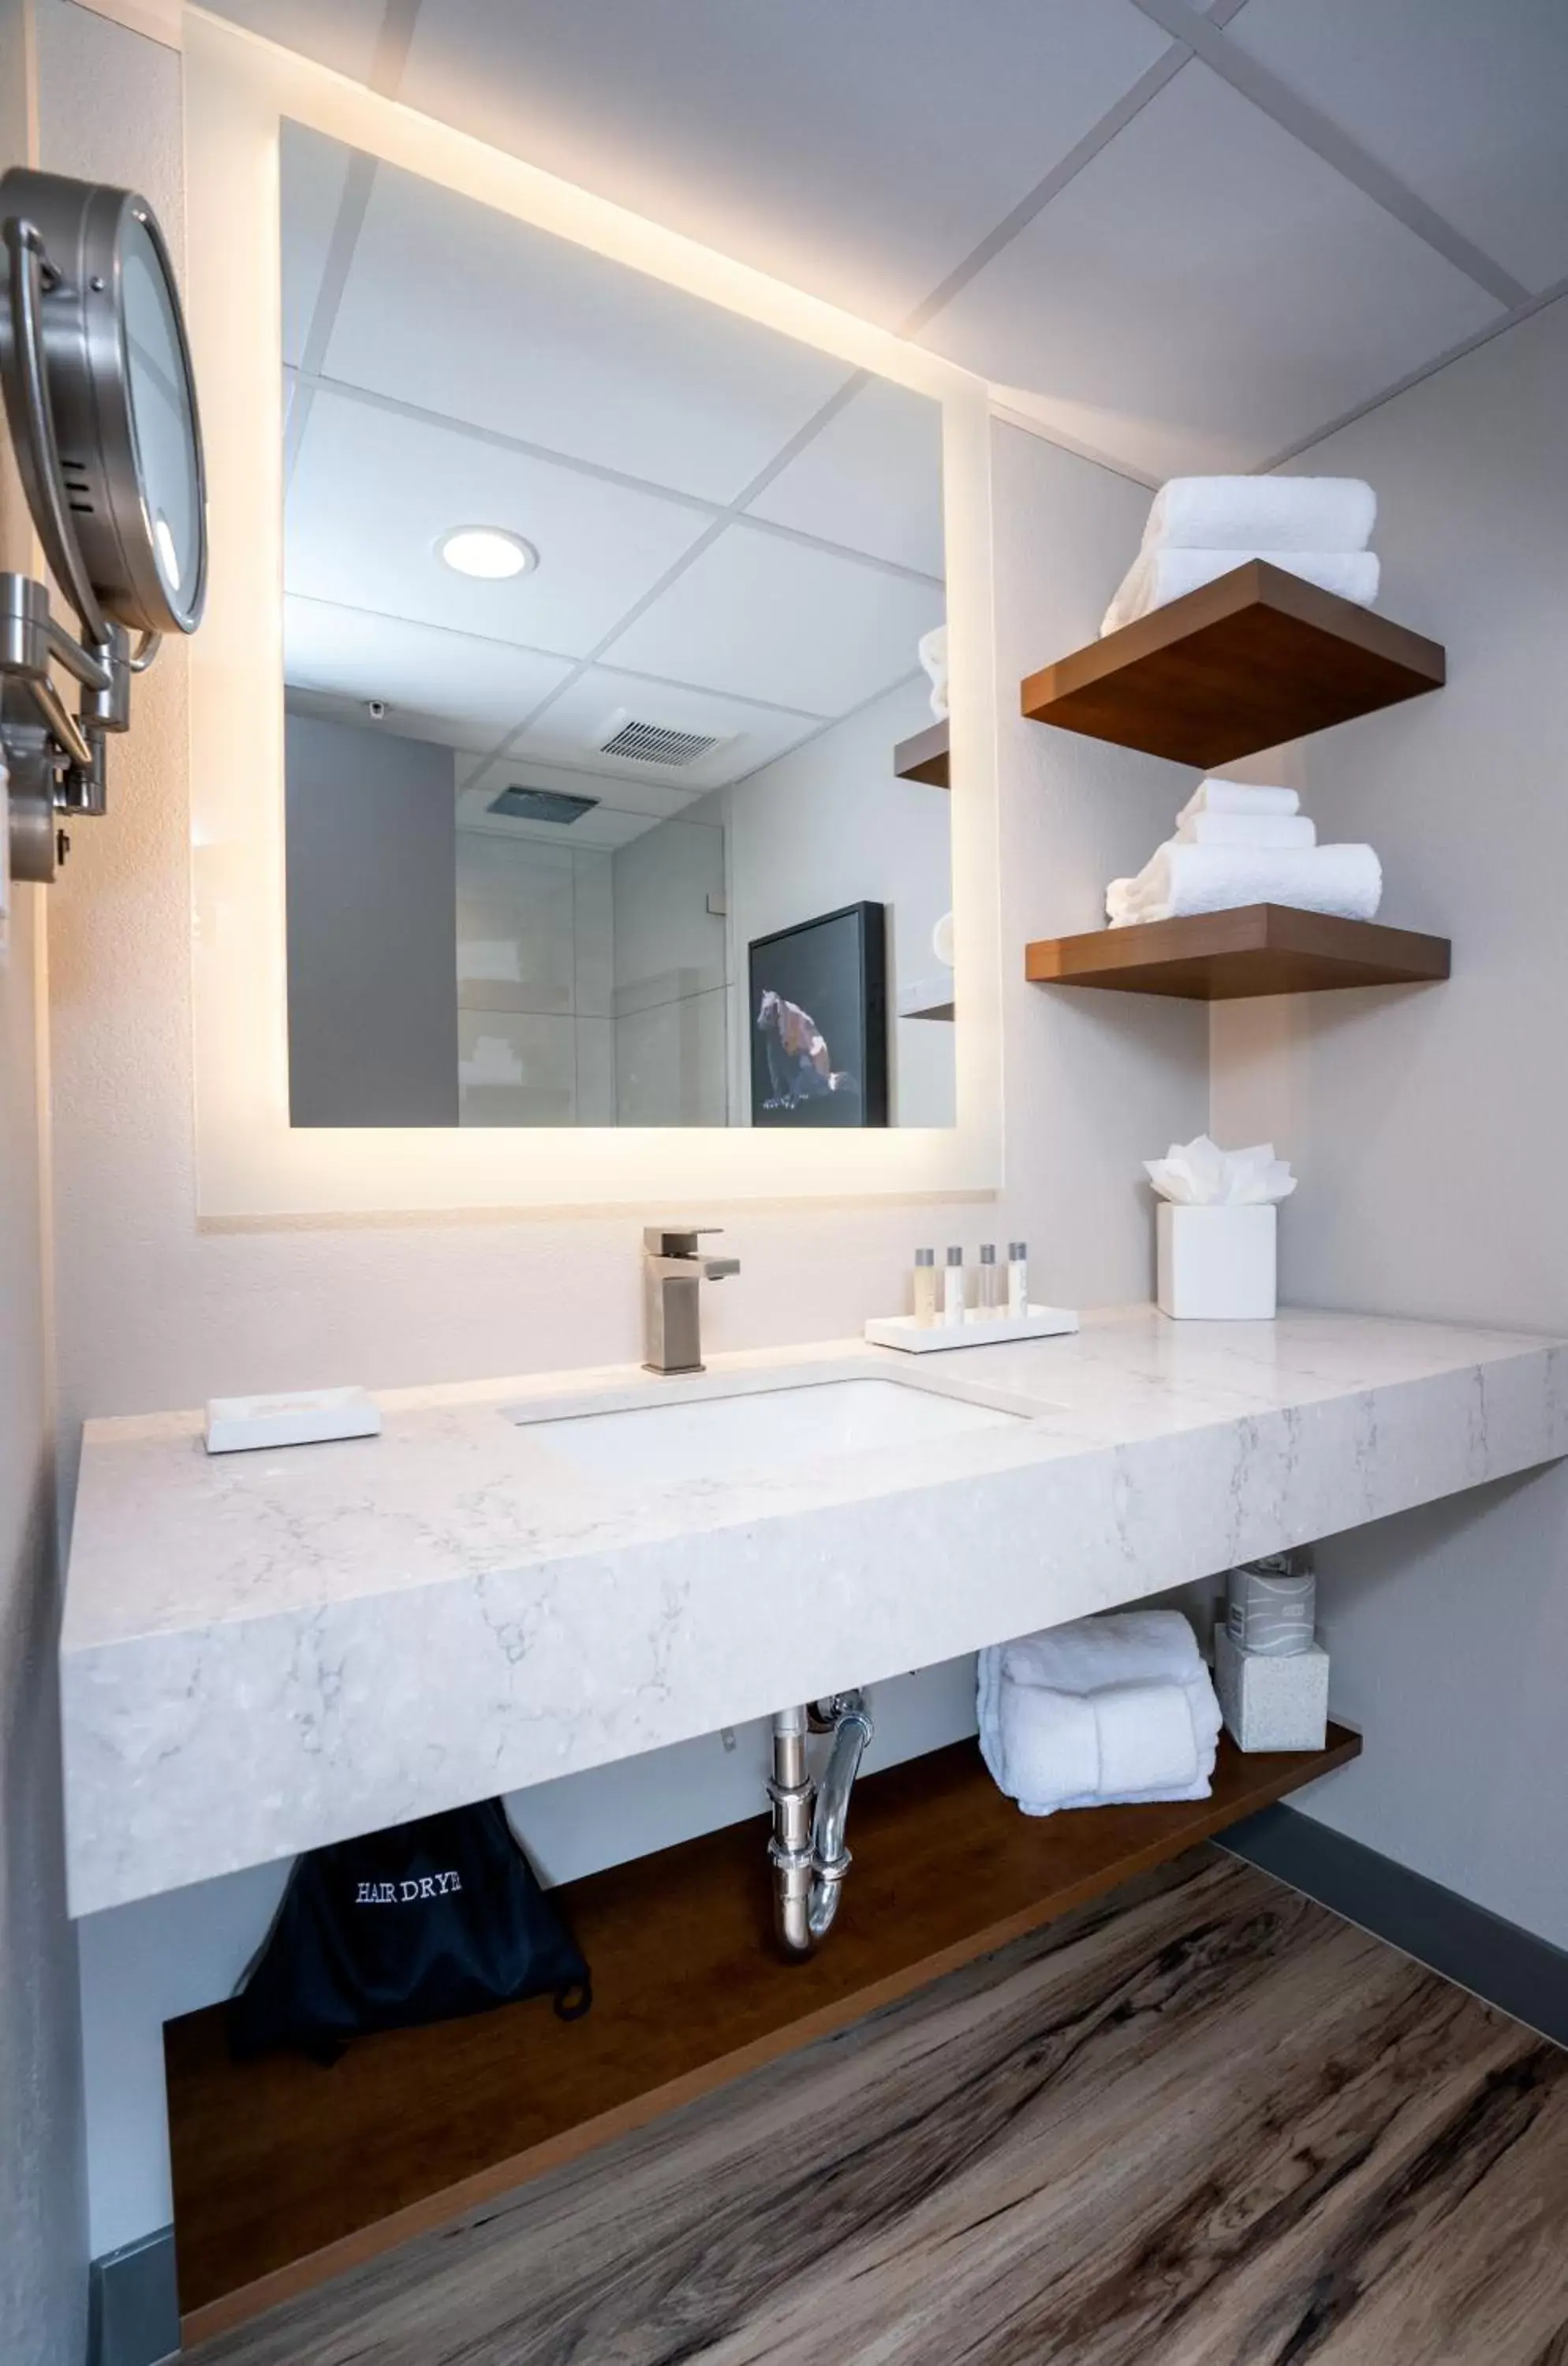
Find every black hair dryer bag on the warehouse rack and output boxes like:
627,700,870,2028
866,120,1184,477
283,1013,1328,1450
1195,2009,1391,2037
230,1800,591,2061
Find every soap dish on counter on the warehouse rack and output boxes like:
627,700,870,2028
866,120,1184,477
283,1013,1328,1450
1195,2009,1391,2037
865,1305,1079,1353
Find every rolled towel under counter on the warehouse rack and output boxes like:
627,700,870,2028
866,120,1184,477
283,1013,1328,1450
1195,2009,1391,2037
979,1610,1222,1819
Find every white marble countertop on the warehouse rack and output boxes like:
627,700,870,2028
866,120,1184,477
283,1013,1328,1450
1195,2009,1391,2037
61,1306,1567,1917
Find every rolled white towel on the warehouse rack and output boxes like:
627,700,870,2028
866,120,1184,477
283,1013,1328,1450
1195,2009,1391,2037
1177,812,1316,850
993,1675,1220,1817
1103,547,1380,637
1107,841,1383,928
1096,1679,1213,1798
1141,475,1376,555
1179,779,1299,820
976,1611,1221,1816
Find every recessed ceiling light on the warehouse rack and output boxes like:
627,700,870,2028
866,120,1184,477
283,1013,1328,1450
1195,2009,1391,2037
437,525,537,580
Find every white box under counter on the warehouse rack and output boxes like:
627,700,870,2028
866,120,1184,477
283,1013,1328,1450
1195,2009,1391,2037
60,1307,1568,1920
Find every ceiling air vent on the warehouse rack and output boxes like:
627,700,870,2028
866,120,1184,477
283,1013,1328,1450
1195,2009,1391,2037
487,786,600,825
593,707,730,769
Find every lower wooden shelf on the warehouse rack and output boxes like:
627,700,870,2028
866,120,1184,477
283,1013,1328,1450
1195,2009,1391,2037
1025,905,1451,1001
892,718,950,786
166,1724,1360,2339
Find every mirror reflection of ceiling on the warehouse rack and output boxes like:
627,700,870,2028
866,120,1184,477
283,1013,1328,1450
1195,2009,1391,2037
228,0,1566,487
281,127,945,851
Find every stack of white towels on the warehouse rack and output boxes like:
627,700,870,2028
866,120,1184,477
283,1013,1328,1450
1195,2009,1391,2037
1102,475,1379,637
1107,778,1382,927
978,1610,1222,1818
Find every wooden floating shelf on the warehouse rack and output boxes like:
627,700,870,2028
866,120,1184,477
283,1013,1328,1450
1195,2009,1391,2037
892,717,950,786
1025,905,1451,1002
166,1725,1359,2341
1021,562,1446,768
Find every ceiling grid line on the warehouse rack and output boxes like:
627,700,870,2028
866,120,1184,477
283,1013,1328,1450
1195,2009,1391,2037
283,0,422,487
1129,0,1531,308
897,0,1249,345
453,373,872,792
283,149,378,489
1258,277,1568,474
270,0,1566,790
288,592,831,726
722,666,928,797
286,366,944,588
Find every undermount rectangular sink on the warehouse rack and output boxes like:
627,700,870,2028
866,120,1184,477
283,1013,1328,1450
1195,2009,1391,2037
524,1375,1026,1486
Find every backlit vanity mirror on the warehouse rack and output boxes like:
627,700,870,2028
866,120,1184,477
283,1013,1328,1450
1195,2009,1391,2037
279,128,951,1131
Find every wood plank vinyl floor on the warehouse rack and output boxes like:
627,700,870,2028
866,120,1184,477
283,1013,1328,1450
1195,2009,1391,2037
189,1853,1568,2366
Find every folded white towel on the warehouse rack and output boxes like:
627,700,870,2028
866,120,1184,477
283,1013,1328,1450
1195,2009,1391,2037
1107,842,1382,928
1140,475,1376,555
1179,779,1299,820
1102,547,1380,636
1177,812,1316,850
990,1674,1220,1817
1002,1608,1202,1692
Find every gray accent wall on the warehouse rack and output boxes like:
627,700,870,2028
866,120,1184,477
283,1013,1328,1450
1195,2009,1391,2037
286,711,459,1125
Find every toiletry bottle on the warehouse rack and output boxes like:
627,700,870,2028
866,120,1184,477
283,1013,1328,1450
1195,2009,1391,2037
943,1245,965,1326
978,1244,1002,1319
912,1247,938,1327
1007,1241,1029,1319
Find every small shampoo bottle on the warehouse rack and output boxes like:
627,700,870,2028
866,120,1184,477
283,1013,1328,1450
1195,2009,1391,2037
912,1247,938,1327
1007,1241,1029,1319
943,1245,965,1326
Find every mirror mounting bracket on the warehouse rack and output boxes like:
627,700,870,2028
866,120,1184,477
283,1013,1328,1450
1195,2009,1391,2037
0,175,205,882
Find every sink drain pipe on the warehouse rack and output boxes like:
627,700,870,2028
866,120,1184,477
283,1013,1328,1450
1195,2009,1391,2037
768,1692,874,1956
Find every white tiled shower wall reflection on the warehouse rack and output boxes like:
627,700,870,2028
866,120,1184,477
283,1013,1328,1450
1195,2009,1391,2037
455,818,728,1125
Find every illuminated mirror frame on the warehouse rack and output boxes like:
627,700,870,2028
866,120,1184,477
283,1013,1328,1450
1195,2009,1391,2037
185,11,1002,1218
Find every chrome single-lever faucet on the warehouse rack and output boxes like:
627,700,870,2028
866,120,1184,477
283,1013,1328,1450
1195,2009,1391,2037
642,1226,741,1375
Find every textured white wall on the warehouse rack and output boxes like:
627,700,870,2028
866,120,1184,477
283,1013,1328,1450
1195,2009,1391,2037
0,8,88,2359
37,0,1210,2266
707,674,958,1128
1211,296,1568,1942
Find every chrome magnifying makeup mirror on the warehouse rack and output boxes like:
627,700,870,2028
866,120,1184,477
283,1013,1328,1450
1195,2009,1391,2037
0,167,207,883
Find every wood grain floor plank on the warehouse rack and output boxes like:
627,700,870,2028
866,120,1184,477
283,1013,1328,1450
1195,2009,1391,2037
189,1853,1568,2366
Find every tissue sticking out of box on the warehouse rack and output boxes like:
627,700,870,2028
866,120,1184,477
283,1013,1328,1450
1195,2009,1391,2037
1144,1133,1297,1207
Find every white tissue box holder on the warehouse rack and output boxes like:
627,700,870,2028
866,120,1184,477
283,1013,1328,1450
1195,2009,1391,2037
1157,1204,1276,1321
1214,1625,1328,1752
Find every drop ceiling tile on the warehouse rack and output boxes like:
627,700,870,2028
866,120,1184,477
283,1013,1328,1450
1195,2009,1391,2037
507,666,823,790
606,525,942,716
746,378,946,580
279,121,351,369
286,390,712,657
920,59,1504,478
1223,0,1568,294
201,0,387,83
284,598,574,754
321,148,853,505
392,0,1174,327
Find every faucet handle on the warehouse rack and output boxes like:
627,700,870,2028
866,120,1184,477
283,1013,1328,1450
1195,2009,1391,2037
643,1224,720,1258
